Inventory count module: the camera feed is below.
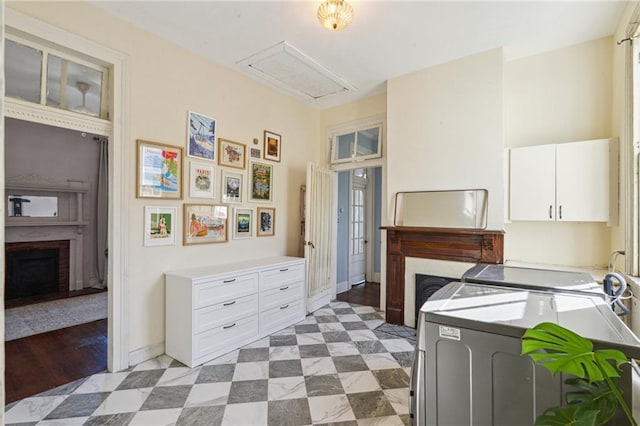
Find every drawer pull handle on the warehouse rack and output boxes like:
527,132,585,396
223,301,236,307
280,286,289,291
279,268,289,272
280,304,289,310
223,278,236,283
223,323,237,329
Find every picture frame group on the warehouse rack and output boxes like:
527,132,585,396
141,114,282,247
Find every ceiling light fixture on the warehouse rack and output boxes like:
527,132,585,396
317,0,354,31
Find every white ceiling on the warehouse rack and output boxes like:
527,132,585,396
92,1,628,110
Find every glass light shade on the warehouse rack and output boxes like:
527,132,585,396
317,0,354,31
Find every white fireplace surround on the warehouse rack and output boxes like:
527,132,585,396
6,227,83,291
5,174,89,292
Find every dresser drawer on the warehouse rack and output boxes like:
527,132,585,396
194,293,258,335
260,299,305,336
193,273,258,309
260,281,303,311
193,314,259,363
260,263,305,292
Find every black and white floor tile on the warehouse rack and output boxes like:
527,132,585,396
5,301,415,426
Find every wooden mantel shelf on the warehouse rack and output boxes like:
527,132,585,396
381,226,504,325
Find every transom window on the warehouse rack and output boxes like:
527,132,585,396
5,35,109,119
330,119,383,165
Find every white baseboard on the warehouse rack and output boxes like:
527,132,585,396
128,342,165,367
372,272,380,282
336,281,349,294
307,289,332,314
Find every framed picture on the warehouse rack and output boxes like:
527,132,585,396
221,170,243,204
250,147,262,159
263,130,281,162
249,161,273,203
184,204,228,245
257,207,276,237
189,161,215,199
144,206,177,246
233,208,254,239
218,138,246,169
187,111,216,161
137,139,183,199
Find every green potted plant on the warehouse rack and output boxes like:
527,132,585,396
521,322,637,426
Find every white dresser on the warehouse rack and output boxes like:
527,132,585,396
165,256,306,367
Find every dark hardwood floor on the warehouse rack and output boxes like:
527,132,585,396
336,281,380,308
5,319,108,403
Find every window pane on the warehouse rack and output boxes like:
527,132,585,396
47,55,103,117
5,39,42,103
337,133,355,160
356,127,380,156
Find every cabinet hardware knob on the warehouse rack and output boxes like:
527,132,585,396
223,278,236,283
280,286,289,291
280,268,289,272
280,304,289,310
549,205,552,219
559,205,563,219
223,300,236,306
223,323,236,329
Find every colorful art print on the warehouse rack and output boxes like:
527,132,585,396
250,147,262,159
189,161,215,199
187,111,216,161
257,207,275,237
263,130,281,162
218,138,246,169
221,170,243,204
144,206,177,246
183,204,228,245
137,139,183,199
249,161,273,203
233,208,253,239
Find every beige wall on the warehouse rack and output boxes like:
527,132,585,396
504,37,614,268
387,48,505,229
7,1,319,360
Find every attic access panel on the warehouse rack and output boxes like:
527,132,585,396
236,41,356,102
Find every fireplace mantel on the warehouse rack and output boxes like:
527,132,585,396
381,226,504,325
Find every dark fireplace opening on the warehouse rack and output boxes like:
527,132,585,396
5,240,70,302
415,273,456,328
7,249,59,300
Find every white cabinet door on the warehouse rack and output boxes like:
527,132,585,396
509,144,556,221
556,139,609,222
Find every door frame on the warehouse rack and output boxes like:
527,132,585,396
4,8,130,372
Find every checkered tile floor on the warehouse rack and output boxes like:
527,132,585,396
5,301,415,425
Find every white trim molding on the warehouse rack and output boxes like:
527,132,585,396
129,343,165,367
5,98,111,136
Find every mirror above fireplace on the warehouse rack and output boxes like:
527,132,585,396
8,195,58,217
393,188,488,229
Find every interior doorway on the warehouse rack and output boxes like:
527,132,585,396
336,166,382,307
3,118,109,402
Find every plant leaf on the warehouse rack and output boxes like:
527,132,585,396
534,406,599,426
564,378,618,425
521,322,627,382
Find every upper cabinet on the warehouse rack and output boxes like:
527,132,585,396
509,138,615,222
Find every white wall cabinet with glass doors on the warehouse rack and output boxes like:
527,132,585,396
509,138,614,222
